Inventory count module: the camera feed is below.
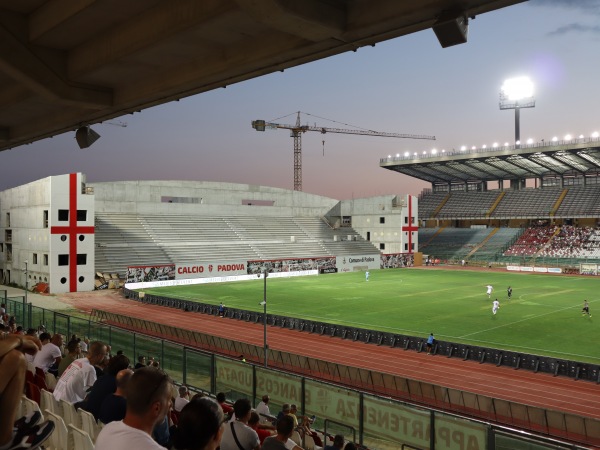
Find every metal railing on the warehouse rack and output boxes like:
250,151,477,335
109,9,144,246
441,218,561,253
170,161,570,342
3,295,598,450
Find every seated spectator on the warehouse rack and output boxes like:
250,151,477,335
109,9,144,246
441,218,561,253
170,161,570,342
276,403,291,424
171,397,224,450
344,443,356,450
134,355,146,370
248,411,275,445
174,385,190,412
299,415,322,447
261,415,302,450
57,339,81,377
53,341,108,403
324,434,345,450
98,368,133,425
0,333,55,449
95,367,173,450
216,392,233,417
79,337,89,354
33,333,62,373
83,354,131,419
255,394,272,423
219,398,260,450
288,404,299,427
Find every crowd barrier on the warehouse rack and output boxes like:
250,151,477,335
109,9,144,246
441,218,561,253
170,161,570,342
123,288,600,383
3,293,598,449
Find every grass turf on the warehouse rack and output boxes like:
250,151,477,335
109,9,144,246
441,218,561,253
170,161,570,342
140,268,599,364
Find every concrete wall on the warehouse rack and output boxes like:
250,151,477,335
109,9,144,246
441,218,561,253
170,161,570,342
90,180,338,217
0,173,95,293
329,195,418,254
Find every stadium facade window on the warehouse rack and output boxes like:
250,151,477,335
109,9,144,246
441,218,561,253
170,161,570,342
43,254,48,266
404,217,408,224
43,210,48,228
379,243,385,250
77,254,87,265
33,253,38,264
380,217,385,224
0,243,2,252
77,210,87,221
58,209,69,221
58,254,69,266
404,243,408,251
366,232,370,241
5,212,9,227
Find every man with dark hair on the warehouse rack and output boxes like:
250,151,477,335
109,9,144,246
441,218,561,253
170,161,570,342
134,355,146,370
217,391,233,416
57,340,81,377
261,415,302,450
95,367,172,450
33,333,62,373
83,353,131,419
324,434,345,450
220,398,260,450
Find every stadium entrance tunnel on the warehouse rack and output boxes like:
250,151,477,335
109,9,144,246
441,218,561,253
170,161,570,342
124,288,600,383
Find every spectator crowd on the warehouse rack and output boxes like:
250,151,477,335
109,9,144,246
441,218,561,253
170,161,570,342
1,307,358,450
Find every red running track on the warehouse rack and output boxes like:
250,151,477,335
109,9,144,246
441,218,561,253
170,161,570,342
63,290,600,423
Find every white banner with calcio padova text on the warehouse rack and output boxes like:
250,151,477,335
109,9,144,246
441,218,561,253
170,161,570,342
175,260,247,279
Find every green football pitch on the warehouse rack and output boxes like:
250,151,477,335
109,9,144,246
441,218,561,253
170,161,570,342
140,268,599,364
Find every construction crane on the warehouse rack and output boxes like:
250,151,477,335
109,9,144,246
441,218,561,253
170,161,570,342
252,111,435,191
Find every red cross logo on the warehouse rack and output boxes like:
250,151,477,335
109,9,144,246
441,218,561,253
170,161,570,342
50,173,94,292
401,196,418,254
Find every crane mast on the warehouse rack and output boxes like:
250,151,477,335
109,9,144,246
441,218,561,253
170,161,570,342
252,112,435,191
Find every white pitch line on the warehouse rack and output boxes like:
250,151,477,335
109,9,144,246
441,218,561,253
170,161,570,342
459,303,584,339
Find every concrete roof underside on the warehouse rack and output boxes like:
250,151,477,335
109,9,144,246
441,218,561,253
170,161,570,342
380,139,600,186
0,0,523,152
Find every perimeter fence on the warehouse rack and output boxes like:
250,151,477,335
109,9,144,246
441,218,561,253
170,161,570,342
2,291,598,450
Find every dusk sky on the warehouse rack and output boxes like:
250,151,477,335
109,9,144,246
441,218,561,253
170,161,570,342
1,0,598,200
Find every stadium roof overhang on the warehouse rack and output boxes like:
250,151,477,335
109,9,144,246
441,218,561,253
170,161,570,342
0,0,524,152
380,139,600,186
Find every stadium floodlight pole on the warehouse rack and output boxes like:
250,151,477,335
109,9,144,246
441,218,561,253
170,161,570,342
259,269,269,367
499,76,535,149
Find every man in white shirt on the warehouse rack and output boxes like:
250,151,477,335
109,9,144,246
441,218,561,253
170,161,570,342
255,394,272,423
486,285,493,299
33,333,63,373
220,398,260,450
173,385,189,412
53,341,107,403
95,367,173,450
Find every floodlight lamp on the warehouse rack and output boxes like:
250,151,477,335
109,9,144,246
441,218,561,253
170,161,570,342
388,155,391,159
413,152,417,156
396,153,400,157
442,149,446,153
516,140,521,145
501,76,534,101
471,146,476,150
482,144,487,149
460,146,466,151
592,131,599,138
579,134,584,139
432,149,437,154
526,138,533,144
422,151,427,155
492,142,499,148
564,134,572,140
404,151,409,157
552,136,558,142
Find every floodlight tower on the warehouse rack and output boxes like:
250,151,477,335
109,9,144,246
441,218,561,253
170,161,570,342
499,77,535,149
